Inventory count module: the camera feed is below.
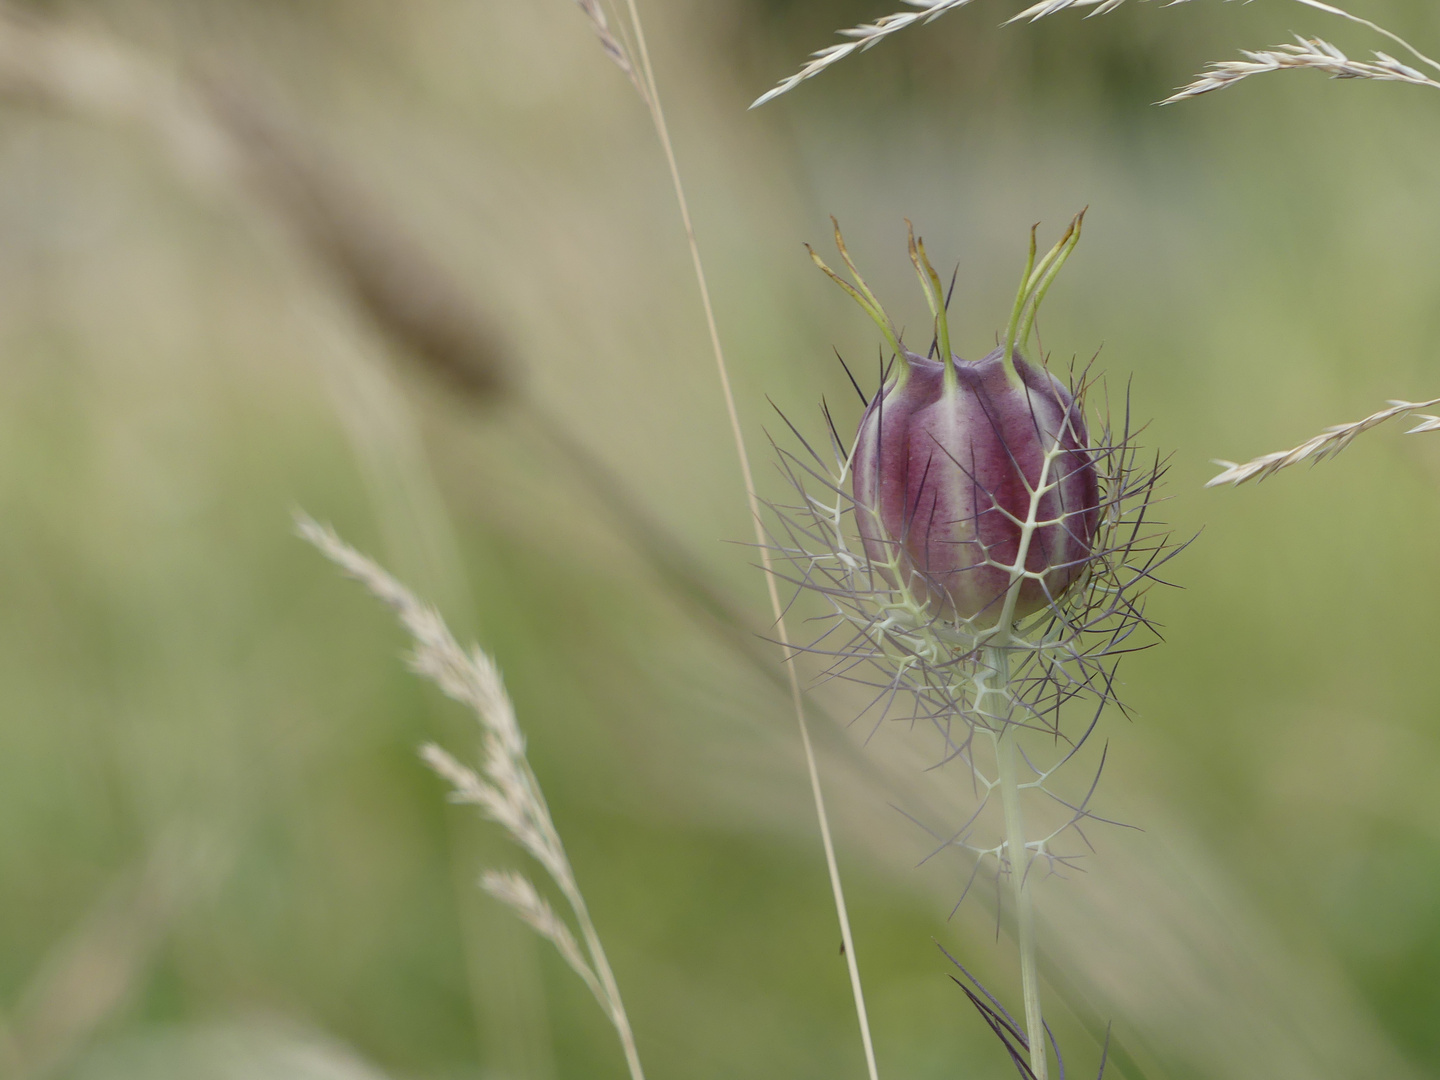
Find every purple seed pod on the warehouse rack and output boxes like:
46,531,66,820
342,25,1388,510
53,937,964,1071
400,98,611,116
852,345,1099,626
786,211,1178,696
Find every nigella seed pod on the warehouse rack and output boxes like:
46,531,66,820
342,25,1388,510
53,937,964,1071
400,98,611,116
852,345,1099,625
805,211,1100,631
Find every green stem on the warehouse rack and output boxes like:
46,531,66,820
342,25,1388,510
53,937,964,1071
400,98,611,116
907,221,952,379
1016,213,1083,356
986,647,1048,1080
1002,227,1038,382
1002,212,1085,381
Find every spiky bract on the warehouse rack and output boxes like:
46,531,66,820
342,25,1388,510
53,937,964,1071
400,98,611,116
766,224,1181,885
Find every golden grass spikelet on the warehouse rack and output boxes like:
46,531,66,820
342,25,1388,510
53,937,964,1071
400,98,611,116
570,0,647,100
1206,398,1440,487
1165,36,1440,103
750,0,985,109
298,514,647,1080
481,870,607,1004
754,0,1440,110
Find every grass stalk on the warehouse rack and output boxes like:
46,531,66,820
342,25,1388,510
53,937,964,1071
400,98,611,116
613,3,880,1077
546,815,646,1079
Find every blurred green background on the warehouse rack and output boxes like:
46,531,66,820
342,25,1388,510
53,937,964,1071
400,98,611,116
1,0,1439,1077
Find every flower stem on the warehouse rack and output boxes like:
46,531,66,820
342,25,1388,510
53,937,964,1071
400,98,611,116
985,647,1048,1080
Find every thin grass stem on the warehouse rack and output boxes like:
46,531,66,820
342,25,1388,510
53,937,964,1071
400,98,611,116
610,3,881,1076
555,851,646,1078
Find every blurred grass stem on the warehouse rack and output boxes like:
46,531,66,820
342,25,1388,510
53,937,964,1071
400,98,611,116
540,810,647,1080
610,1,880,1076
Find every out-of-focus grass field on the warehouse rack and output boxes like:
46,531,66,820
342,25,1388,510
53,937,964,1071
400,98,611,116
2,0,1439,1077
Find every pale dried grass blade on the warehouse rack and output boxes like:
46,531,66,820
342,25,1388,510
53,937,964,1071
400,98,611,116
571,0,646,98
482,871,606,1004
1406,415,1440,434
1164,36,1440,103
1206,397,1440,487
1007,0,1440,75
750,0,984,109
1287,0,1440,76
295,519,518,747
299,517,559,881
418,742,555,875
1002,0,1440,105
299,517,647,1080
1005,0,1135,25
419,743,490,805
